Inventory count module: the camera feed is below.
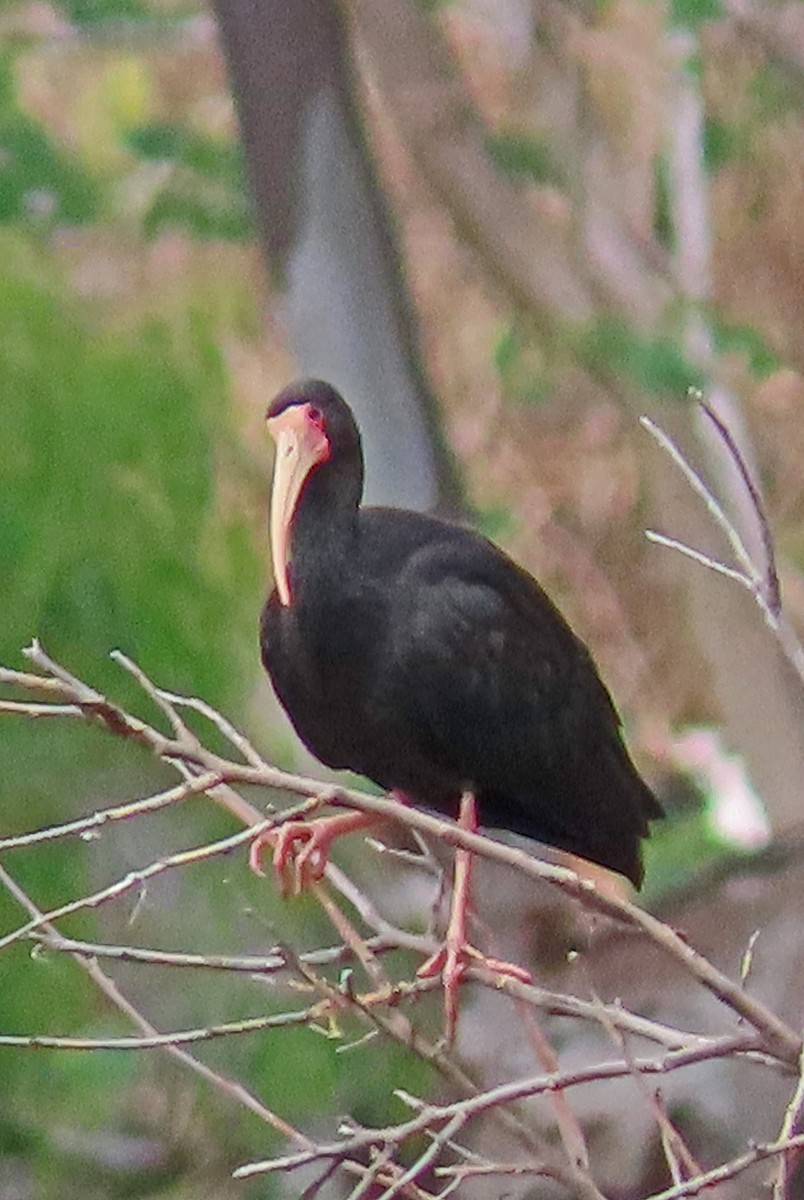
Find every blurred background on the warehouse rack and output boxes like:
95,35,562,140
2,0,804,1196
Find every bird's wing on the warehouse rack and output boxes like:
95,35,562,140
388,539,601,773
384,534,657,866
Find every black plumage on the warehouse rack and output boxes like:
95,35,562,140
260,379,662,888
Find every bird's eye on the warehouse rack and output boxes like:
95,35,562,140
308,406,324,427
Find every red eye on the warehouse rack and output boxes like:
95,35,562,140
308,406,324,428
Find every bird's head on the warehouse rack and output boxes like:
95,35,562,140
266,379,362,606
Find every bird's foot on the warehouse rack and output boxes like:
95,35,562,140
249,810,382,895
416,790,531,1040
249,821,326,894
417,941,532,1042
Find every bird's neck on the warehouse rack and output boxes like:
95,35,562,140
287,471,359,608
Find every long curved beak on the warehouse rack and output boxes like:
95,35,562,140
267,405,329,606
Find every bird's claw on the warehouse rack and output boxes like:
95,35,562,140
249,821,328,895
418,943,532,1042
250,809,380,894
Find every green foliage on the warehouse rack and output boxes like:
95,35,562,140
750,63,804,121
0,14,389,1184
345,1036,433,1128
0,239,258,703
493,322,549,407
477,504,518,543
126,122,241,179
248,1004,434,1131
0,54,99,225
485,131,559,185
575,317,705,398
126,123,253,241
494,321,525,376
652,153,673,250
0,830,116,1107
0,220,263,1187
494,322,523,378
53,0,148,24
641,804,746,906
250,1024,340,1123
669,0,723,31
702,118,739,172
711,316,779,378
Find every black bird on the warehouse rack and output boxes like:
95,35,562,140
255,379,662,1031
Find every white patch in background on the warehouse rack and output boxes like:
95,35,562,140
670,727,771,849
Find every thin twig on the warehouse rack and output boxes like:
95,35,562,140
31,932,387,975
234,1034,759,1179
773,1042,804,1200
311,880,390,992
0,1004,336,1050
0,667,67,692
2,647,801,1065
279,896,578,1186
642,410,804,685
0,772,222,852
111,649,198,742
0,701,82,718
0,863,313,1146
515,1001,592,1173
586,979,700,1184
640,415,763,588
343,1146,397,1200
376,1112,467,1200
156,685,270,769
644,531,755,591
0,805,317,955
33,923,726,1055
644,1132,804,1200
4,644,804,1196
697,396,781,615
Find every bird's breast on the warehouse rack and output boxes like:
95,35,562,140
260,590,383,770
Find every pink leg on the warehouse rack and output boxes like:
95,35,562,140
418,793,532,1041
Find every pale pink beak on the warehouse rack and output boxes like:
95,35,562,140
266,404,330,606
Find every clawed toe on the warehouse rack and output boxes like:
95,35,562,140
249,822,327,893
418,941,531,1041
249,810,384,895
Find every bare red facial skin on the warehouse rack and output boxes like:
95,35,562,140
306,405,326,434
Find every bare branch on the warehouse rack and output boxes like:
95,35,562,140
0,668,68,693
111,648,198,742
640,415,765,599
0,700,82,718
773,1043,804,1200
0,1006,338,1051
515,1001,592,1174
233,1034,760,1180
31,932,384,975
0,804,317,955
641,408,804,689
155,685,270,769
3,644,803,1195
2,647,801,1065
644,1133,804,1200
0,772,222,852
644,531,756,592
697,397,781,615
112,648,269,769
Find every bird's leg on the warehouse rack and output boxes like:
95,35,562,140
250,809,387,895
417,792,532,1042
